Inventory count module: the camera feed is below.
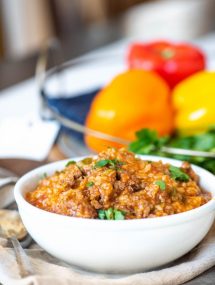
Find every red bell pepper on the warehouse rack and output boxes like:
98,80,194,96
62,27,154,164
127,41,206,88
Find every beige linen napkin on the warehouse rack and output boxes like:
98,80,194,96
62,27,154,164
0,223,215,285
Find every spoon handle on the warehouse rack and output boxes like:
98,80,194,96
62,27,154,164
0,226,34,277
0,177,18,188
10,236,34,277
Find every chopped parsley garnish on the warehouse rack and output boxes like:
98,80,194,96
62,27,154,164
105,208,114,220
86,181,94,187
114,209,125,220
98,210,106,220
95,159,124,169
97,208,125,220
169,165,190,182
95,159,110,168
66,160,76,167
155,180,166,190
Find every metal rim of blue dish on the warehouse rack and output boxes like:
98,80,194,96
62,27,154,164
37,52,130,148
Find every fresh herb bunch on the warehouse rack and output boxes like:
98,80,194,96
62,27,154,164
129,129,169,155
129,128,215,174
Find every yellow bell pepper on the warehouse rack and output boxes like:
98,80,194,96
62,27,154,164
173,71,215,135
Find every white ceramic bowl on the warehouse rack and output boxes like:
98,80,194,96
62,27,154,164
14,156,215,274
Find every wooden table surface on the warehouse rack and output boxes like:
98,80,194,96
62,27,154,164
0,145,66,176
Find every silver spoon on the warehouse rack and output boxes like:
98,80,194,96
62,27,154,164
0,167,33,248
0,226,34,277
0,176,18,189
0,167,18,190
0,171,18,209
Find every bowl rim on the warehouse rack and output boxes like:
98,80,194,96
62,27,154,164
14,155,215,230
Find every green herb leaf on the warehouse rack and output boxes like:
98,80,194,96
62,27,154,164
169,165,189,182
105,208,114,220
114,209,125,220
129,128,169,154
168,129,215,173
95,159,124,169
202,159,215,174
155,180,166,190
66,160,76,167
98,209,106,220
97,208,125,220
86,181,94,187
95,159,111,168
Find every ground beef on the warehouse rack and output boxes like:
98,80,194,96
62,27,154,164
26,148,211,219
